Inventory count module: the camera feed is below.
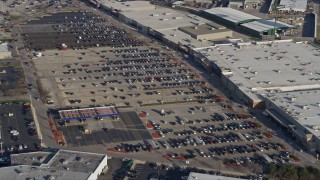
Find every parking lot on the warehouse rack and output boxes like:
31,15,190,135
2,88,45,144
21,11,143,51
106,102,293,174
57,111,152,146
22,10,291,172
0,103,41,154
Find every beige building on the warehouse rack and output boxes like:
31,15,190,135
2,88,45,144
97,0,155,12
178,23,232,40
0,42,12,59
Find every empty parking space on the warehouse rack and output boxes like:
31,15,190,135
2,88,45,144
58,110,152,147
0,66,22,91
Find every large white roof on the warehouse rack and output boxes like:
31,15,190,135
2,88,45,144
204,7,261,24
121,8,211,31
241,19,293,32
98,0,155,12
279,0,307,12
188,172,246,180
264,90,320,138
196,41,320,101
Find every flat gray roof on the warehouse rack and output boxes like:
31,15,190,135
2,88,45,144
121,8,211,31
48,150,106,173
279,0,307,12
196,41,320,101
3,150,108,180
264,90,320,138
0,43,9,52
188,172,246,180
157,28,216,48
179,23,229,36
0,165,90,180
98,0,155,11
204,7,261,24
241,19,293,32
11,151,54,166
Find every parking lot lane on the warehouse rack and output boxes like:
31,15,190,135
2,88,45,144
100,129,113,143
120,111,152,140
109,129,124,143
83,131,98,146
0,104,41,152
61,126,78,146
92,131,109,144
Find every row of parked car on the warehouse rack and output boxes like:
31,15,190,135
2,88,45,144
189,120,259,134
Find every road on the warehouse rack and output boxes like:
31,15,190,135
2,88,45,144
10,11,59,148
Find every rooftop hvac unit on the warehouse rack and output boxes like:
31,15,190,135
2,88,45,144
193,27,198,29
290,97,297,102
151,14,159,16
302,105,308,109
267,81,272,84
174,17,183,20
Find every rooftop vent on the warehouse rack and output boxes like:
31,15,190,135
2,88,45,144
290,97,297,101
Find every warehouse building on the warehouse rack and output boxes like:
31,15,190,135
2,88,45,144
2,150,108,180
188,172,246,180
228,0,261,9
278,0,308,12
202,8,293,37
119,8,232,49
193,40,320,108
263,90,320,152
202,7,261,27
0,42,12,59
240,19,293,36
93,0,155,12
120,8,207,33
178,22,233,40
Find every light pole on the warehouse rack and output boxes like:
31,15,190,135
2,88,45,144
0,141,3,155
272,4,285,37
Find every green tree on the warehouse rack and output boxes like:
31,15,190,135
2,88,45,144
267,163,277,178
306,166,320,180
278,164,298,180
298,167,309,180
